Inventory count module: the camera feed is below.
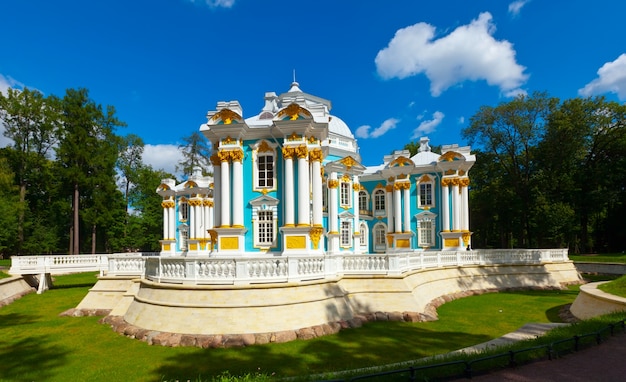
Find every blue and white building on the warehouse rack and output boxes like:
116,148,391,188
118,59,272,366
157,82,475,256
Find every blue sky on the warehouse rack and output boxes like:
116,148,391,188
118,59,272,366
1,0,625,174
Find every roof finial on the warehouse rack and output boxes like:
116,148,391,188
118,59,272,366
288,69,301,92
293,69,296,83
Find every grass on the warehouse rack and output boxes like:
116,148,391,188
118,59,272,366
0,272,586,382
569,253,626,263
598,275,626,298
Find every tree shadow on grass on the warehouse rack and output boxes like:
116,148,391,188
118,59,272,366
0,312,40,329
0,336,70,381
149,325,492,381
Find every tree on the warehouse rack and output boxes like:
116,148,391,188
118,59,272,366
176,131,212,176
463,92,559,248
0,157,20,256
0,88,61,254
56,89,125,254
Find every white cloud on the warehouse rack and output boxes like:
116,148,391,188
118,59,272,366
0,73,24,95
375,12,528,97
355,118,400,139
142,144,184,176
508,1,529,17
411,111,444,139
579,54,626,101
189,0,235,8
458,116,465,125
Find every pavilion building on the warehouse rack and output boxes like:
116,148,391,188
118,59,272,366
157,82,475,256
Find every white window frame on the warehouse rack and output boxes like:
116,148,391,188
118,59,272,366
178,198,189,222
358,190,369,213
256,210,274,246
340,220,352,247
251,140,278,193
415,211,437,248
359,222,369,252
373,222,387,252
417,176,435,208
373,189,386,215
178,224,189,251
340,181,352,208
250,195,279,249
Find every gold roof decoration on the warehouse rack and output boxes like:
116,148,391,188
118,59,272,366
157,184,170,191
222,136,237,145
277,103,312,121
341,174,351,182
419,174,432,182
257,140,274,153
389,156,413,167
439,151,464,162
375,182,384,189
210,108,242,125
340,156,357,170
287,132,301,141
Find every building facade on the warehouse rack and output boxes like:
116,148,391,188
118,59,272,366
157,82,475,256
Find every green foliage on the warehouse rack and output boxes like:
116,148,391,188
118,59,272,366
177,131,212,176
465,94,626,252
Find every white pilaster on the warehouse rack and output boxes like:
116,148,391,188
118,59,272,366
284,149,295,227
461,179,469,231
232,152,244,228
403,183,411,233
297,147,310,226
442,181,450,232
394,184,402,233
310,152,323,227
452,180,460,231
220,154,231,227
386,185,394,233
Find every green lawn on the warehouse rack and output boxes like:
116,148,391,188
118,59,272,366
570,253,626,263
0,272,587,382
598,275,626,298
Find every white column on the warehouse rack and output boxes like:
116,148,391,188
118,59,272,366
353,177,360,253
283,148,295,227
329,172,338,233
461,179,470,231
212,163,221,229
162,200,169,239
310,150,323,227
394,184,402,233
168,203,176,243
452,179,460,231
297,146,310,226
220,152,231,227
232,150,244,228
189,201,196,239
386,185,394,233
442,181,450,232
403,183,411,233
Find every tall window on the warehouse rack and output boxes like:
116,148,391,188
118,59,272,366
373,189,385,214
257,210,274,246
419,183,433,207
340,221,352,247
179,200,189,222
373,223,387,252
418,220,434,247
358,190,369,212
360,222,369,251
340,181,351,207
257,153,274,188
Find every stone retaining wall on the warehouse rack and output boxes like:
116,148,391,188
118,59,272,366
570,281,626,320
0,276,35,306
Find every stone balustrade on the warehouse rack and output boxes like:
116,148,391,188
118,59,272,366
10,249,569,291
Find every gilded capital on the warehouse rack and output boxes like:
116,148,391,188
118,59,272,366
385,185,394,193
230,148,244,163
282,146,296,160
296,145,308,159
217,150,230,163
327,179,339,189
210,154,220,166
352,183,361,191
309,148,324,162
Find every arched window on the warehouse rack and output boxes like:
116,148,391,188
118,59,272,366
373,189,386,215
358,190,369,214
251,140,277,193
417,175,435,208
360,222,369,252
373,223,387,252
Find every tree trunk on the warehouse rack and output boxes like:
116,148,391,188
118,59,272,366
18,183,25,255
73,183,80,255
91,224,96,254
